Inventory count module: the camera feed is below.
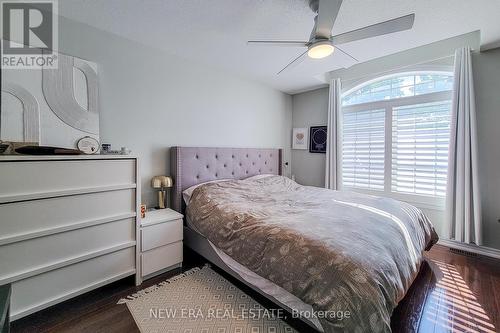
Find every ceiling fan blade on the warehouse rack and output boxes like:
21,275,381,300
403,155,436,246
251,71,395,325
334,45,359,62
315,0,343,39
277,50,308,75
247,40,308,47
330,13,415,45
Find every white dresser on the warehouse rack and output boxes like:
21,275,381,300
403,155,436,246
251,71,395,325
0,155,140,320
140,209,183,280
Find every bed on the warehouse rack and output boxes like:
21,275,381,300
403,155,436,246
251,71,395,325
171,146,438,333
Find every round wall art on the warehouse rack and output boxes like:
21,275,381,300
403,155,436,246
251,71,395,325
309,126,327,153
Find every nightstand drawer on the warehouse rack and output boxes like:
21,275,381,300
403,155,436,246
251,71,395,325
141,219,183,251
141,241,182,277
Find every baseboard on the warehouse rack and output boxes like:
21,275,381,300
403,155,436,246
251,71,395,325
438,239,500,260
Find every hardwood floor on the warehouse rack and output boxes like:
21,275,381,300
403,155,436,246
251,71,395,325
392,245,500,333
11,245,500,333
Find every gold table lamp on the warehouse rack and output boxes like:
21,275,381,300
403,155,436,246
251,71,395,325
151,175,173,209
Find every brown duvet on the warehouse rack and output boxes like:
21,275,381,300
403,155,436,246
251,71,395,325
187,175,438,332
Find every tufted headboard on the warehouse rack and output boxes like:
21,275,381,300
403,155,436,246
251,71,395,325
170,147,282,213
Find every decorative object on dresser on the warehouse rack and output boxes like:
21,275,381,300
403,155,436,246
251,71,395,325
120,147,132,155
0,284,10,333
0,143,9,155
99,144,132,155
292,128,308,150
140,209,183,280
101,143,111,153
0,155,141,321
14,145,81,155
77,137,100,154
0,142,38,155
151,175,173,209
309,126,327,153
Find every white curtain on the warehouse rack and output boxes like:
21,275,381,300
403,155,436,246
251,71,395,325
325,78,341,190
445,47,482,245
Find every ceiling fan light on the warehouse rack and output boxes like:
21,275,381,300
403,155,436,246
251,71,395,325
307,42,334,59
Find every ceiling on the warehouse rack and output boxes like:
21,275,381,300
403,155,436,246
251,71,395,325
59,0,500,94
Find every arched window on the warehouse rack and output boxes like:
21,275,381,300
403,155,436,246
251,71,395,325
340,72,453,205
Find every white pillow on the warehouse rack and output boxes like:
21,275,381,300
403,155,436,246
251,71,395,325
182,179,230,205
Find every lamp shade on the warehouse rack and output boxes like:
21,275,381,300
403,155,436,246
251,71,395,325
161,176,173,188
151,175,173,188
151,176,162,189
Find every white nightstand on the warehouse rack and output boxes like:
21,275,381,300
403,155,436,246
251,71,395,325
140,208,183,280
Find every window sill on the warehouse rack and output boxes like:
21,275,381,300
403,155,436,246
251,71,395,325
341,187,446,212
408,201,445,212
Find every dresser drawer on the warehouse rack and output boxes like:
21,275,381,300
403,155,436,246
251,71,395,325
0,159,135,201
0,189,136,240
141,219,183,251
0,218,135,282
141,241,182,277
11,247,135,319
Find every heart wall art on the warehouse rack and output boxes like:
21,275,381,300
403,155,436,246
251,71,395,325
292,128,308,150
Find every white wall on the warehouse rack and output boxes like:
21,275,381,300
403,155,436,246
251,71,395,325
50,15,292,206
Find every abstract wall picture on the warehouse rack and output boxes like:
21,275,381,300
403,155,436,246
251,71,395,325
1,82,40,143
292,128,308,150
1,47,99,149
309,126,327,153
42,53,99,134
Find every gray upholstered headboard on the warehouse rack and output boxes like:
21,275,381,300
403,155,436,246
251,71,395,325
170,147,282,213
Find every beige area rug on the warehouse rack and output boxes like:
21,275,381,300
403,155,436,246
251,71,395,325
118,265,297,333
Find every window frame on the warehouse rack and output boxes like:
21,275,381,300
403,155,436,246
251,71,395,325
338,72,453,211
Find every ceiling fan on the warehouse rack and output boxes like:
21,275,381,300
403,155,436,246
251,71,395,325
248,0,415,74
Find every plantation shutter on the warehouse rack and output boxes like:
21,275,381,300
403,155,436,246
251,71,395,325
391,100,452,197
342,109,385,190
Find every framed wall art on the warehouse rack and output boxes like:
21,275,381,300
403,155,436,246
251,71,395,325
309,126,327,153
292,128,308,150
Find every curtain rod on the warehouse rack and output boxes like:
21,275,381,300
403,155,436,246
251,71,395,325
337,54,455,85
